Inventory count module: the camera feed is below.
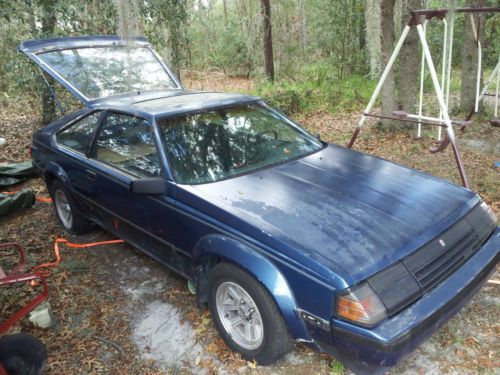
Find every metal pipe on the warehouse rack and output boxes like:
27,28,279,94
471,14,482,113
440,20,448,118
445,14,454,112
364,113,446,127
412,7,500,18
407,113,470,127
475,41,483,112
417,21,427,139
348,25,411,148
408,114,446,123
416,24,469,188
438,19,448,141
478,59,500,101
495,55,499,118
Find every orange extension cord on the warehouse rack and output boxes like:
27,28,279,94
2,190,124,279
33,238,125,278
1,190,52,203
1,191,125,278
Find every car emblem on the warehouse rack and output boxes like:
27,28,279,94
439,239,446,247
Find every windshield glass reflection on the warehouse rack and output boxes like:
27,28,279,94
158,103,323,184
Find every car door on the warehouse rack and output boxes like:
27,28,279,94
83,111,187,273
53,110,105,216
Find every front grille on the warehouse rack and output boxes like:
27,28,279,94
403,203,496,293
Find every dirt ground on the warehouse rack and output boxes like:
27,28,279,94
1,73,499,374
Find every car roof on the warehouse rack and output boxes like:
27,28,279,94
92,91,261,119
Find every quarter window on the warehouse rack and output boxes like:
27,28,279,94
94,113,161,178
57,112,101,153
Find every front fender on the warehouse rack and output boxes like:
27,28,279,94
193,234,313,341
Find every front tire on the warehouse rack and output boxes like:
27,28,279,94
49,180,92,235
208,262,292,365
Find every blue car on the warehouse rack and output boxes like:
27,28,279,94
21,36,499,373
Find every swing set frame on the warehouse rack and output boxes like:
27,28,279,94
348,7,500,189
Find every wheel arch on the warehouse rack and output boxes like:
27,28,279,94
44,162,72,191
192,234,312,341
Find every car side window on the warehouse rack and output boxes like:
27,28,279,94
57,112,101,153
94,113,161,178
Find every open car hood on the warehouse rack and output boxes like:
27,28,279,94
19,36,183,106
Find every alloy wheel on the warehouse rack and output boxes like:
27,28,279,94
215,281,264,350
54,189,73,229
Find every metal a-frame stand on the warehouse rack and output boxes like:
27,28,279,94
477,55,500,125
348,7,500,189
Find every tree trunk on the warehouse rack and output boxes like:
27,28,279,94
397,0,421,114
222,0,228,23
365,0,382,80
460,0,485,112
260,0,274,81
40,0,57,125
380,0,396,126
296,0,306,59
359,8,366,53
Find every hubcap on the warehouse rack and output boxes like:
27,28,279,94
215,281,264,350
54,189,73,229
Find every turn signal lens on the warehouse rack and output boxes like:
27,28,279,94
336,283,387,327
480,201,497,223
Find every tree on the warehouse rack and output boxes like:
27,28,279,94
460,0,486,112
308,0,365,78
296,0,306,59
397,0,421,114
39,0,57,125
141,0,189,79
380,0,396,126
365,0,382,80
260,0,274,81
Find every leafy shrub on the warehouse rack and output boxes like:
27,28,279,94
254,62,376,115
209,21,255,77
256,80,315,114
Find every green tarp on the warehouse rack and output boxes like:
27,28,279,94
0,177,21,187
0,189,36,217
0,161,38,216
0,161,36,187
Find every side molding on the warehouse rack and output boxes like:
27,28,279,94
193,234,313,341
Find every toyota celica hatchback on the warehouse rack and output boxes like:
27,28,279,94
20,36,499,373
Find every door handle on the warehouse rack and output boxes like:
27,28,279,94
85,169,97,181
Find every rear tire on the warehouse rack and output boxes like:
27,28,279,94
49,180,93,235
0,333,47,375
208,262,293,365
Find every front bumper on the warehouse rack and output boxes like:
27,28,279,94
319,227,499,371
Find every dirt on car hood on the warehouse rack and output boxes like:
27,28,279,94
180,144,480,285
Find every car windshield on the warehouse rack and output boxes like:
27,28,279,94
36,46,178,99
158,103,323,184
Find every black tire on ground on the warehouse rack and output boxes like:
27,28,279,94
207,262,293,365
49,179,93,235
0,333,47,375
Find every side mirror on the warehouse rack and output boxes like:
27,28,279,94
130,177,167,195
